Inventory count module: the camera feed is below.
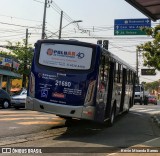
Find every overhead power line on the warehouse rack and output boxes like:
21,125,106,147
33,0,44,4
0,21,42,29
0,14,42,23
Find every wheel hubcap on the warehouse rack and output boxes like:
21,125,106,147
4,101,9,108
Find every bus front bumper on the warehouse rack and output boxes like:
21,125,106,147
26,97,95,120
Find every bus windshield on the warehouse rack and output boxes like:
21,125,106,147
39,43,93,70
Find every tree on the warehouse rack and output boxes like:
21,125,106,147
137,25,160,70
0,50,16,59
144,81,159,92
7,40,34,88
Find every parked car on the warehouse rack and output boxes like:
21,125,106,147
11,90,27,109
0,89,11,109
147,95,157,105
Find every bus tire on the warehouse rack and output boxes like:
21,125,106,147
108,106,116,127
58,115,72,120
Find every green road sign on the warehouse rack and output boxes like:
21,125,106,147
141,69,156,75
114,19,151,36
114,30,147,35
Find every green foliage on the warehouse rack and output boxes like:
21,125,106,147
7,40,33,75
0,51,16,59
7,40,34,87
137,25,160,70
144,81,159,91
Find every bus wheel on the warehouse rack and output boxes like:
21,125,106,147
58,115,72,120
108,107,115,127
65,118,73,126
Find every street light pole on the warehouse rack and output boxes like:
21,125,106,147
58,20,82,39
136,49,139,83
59,11,63,39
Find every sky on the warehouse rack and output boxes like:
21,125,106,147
0,0,159,83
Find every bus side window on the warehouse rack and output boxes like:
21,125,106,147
130,71,133,83
99,55,110,89
128,69,131,84
117,64,121,83
100,55,105,82
114,63,118,82
119,65,123,83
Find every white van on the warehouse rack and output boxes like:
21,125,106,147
134,84,144,105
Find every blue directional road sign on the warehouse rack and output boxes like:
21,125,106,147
114,18,151,35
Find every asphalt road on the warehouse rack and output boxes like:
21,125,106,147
0,108,65,138
0,103,160,156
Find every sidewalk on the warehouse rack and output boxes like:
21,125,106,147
110,137,160,156
152,114,160,127
112,107,160,156
152,100,160,128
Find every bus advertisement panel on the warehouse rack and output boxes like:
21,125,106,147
39,43,92,70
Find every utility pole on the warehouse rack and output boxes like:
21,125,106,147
41,0,53,39
136,49,139,84
59,11,63,39
25,28,28,48
22,28,29,88
41,0,47,39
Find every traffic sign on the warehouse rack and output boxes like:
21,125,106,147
114,30,146,35
114,18,151,25
141,69,156,75
114,24,151,30
114,18,151,36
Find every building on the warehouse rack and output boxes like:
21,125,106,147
0,54,21,93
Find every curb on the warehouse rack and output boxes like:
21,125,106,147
152,115,160,127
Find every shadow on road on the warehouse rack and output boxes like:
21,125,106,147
52,111,160,150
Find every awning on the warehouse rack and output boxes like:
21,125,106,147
125,0,160,21
0,69,21,78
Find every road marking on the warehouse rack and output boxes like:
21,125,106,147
1,114,58,117
130,112,143,116
107,153,118,156
18,121,62,125
9,127,19,130
0,117,51,120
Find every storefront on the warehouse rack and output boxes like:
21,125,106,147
0,56,21,93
